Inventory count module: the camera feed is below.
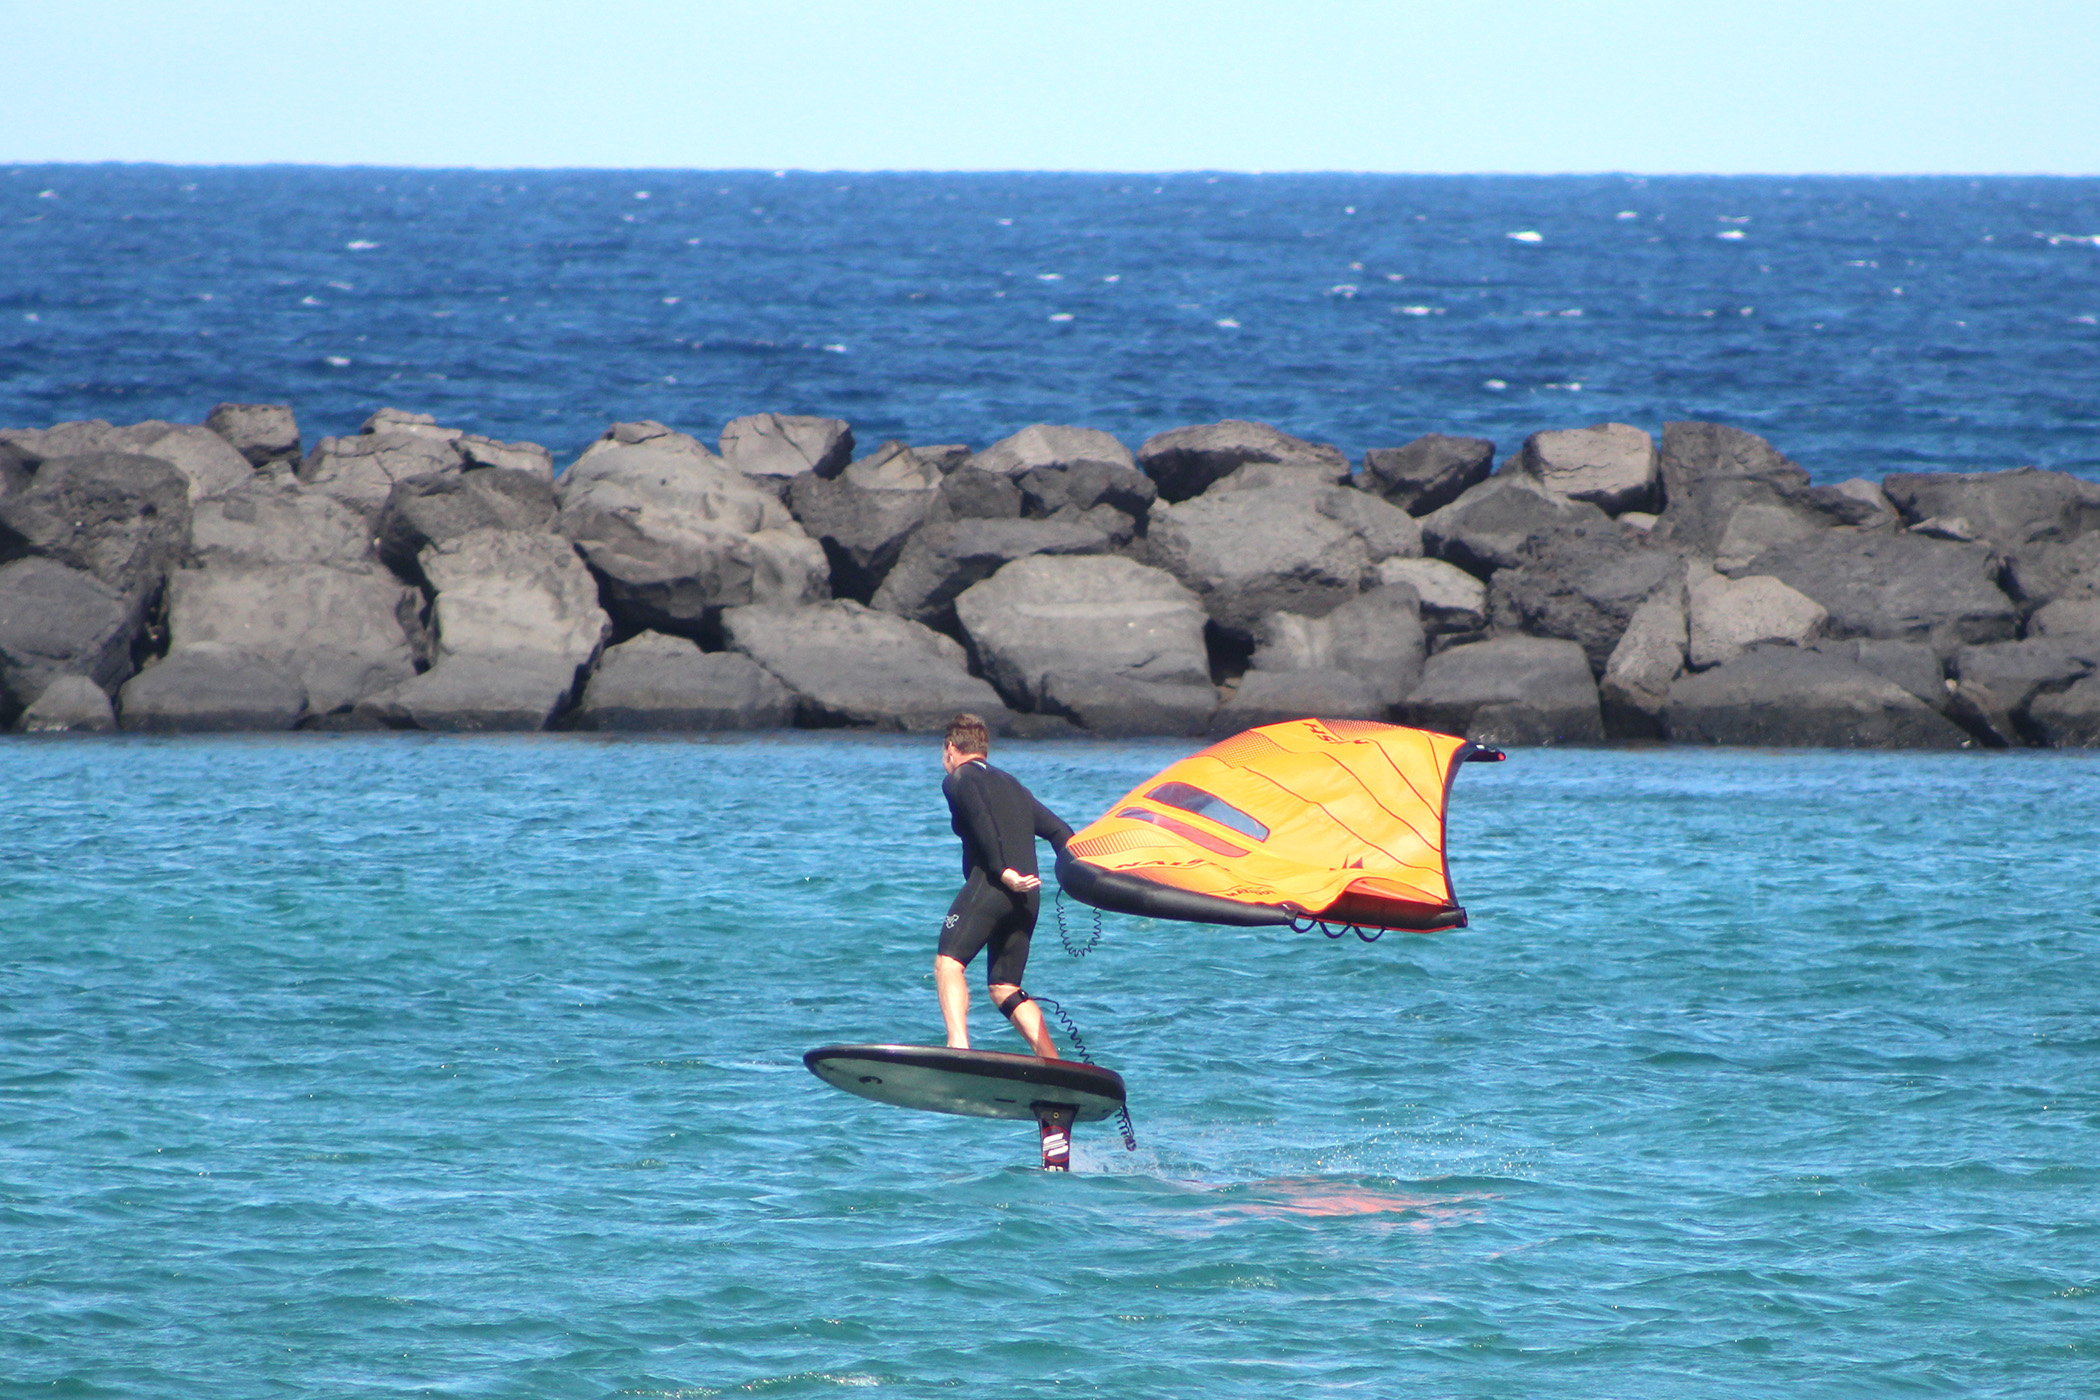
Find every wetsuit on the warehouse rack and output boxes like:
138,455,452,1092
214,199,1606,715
938,760,1074,986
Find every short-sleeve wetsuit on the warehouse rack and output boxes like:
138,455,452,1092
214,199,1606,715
938,759,1074,986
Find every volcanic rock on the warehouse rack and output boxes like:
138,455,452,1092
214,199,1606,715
1511,422,1659,515
0,419,252,502
1249,585,1425,706
934,465,1025,521
190,467,377,569
1489,523,1684,673
302,412,468,517
1360,435,1494,516
164,561,419,718
722,600,1010,732
361,654,585,733
2004,532,2100,610
458,436,555,480
1600,579,1687,737
1740,531,2019,653
786,440,942,600
1686,568,1827,669
1664,646,1969,748
205,403,302,468
870,517,1111,632
18,673,116,733
1945,637,2099,747
2029,598,2100,638
378,468,558,580
1880,467,2098,557
972,424,1135,478
1375,556,1488,635
2028,674,2100,747
1137,420,1348,503
719,413,855,482
0,558,147,716
1396,636,1604,746
118,647,307,733
1214,668,1386,731
1419,475,1612,579
955,555,1211,712
1038,673,1217,738
0,452,193,600
573,632,794,731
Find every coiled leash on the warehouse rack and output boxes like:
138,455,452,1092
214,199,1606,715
1030,992,1138,1153
1053,889,1103,958
1288,911,1385,943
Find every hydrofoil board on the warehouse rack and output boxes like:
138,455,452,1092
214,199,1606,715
803,1044,1125,1123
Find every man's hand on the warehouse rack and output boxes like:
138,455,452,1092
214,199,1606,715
1000,868,1041,893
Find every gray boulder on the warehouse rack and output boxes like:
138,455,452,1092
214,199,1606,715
1685,567,1827,669
1822,638,1948,710
1946,638,2099,747
1600,579,1687,738
1360,435,1494,516
933,465,1025,521
1488,523,1684,673
722,600,1010,732
1512,422,1659,515
955,554,1211,713
556,430,827,633
1419,475,1612,579
458,436,554,480
164,561,419,718
1249,585,1425,706
2004,532,2100,610
2029,675,2100,747
0,419,251,502
1664,646,1969,748
1741,531,2019,653
0,452,193,600
972,424,1135,478
206,403,302,468
1375,556,1489,636
1038,673,1217,738
0,558,148,714
786,441,942,600
1651,421,1887,571
301,412,466,518
1397,636,1604,746
2030,597,2100,638
574,633,793,731
1214,668,1386,732
360,654,584,733
869,516,1111,632
719,413,855,482
190,466,377,569
1138,420,1348,503
18,674,116,733
118,647,307,733
378,468,558,580
1017,460,1157,526
1881,467,2098,557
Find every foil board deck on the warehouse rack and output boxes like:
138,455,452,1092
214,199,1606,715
803,1044,1126,1123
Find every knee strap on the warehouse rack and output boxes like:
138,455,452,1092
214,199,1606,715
995,988,1032,1019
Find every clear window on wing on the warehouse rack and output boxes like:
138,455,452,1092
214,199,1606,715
1144,782,1270,841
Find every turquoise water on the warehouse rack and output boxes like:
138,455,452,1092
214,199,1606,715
4,736,2097,1398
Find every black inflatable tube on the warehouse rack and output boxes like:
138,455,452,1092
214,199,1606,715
1054,850,1294,928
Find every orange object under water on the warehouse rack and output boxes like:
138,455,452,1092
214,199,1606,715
1056,718,1502,934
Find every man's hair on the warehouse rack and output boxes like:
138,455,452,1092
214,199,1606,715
945,713,990,756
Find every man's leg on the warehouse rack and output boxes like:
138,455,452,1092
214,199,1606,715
935,954,972,1049
988,981,1059,1059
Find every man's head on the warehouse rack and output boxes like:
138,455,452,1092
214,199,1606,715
942,712,990,772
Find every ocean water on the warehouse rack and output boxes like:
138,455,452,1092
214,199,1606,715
4,734,2097,1398
4,168,2098,480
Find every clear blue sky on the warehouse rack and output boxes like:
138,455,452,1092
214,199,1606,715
5,0,2096,173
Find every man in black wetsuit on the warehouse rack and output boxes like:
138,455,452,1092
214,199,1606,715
935,712,1074,1067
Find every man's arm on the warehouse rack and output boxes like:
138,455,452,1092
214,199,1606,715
1032,797,1074,854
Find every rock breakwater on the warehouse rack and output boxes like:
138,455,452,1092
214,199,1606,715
3,407,2096,748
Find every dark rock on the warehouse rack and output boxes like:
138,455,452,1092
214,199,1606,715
0,558,146,717
1740,531,2019,654
1489,524,1684,674
357,653,583,733
1651,421,1883,571
164,561,419,718
1601,580,1687,738
1017,460,1158,524
1249,585,1424,706
869,517,1111,632
786,441,941,600
18,674,115,733
419,528,611,671
1361,435,1494,516
722,600,1011,732
719,413,855,481
573,633,793,731
1511,422,1659,515
1047,502,1138,547
2030,598,2100,638
191,467,377,569
118,647,306,733
0,419,251,502
2029,674,2100,747
954,555,1210,711
1657,420,1807,508
1945,637,2098,746
1880,467,2098,557
917,445,974,474
1839,638,1948,710
1213,668,1385,732
1663,647,1968,748
378,468,558,580
458,436,554,479
1396,636,1604,746
556,431,827,633
2003,532,2100,609
301,412,466,518
972,424,1135,478
1419,475,1611,579
934,466,1025,521
0,452,192,600
1038,673,1216,738
1138,420,1348,503
205,403,301,468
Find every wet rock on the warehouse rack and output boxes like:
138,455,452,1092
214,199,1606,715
1600,579,1687,738
1945,637,2099,746
1740,531,2019,654
1419,475,1611,580
0,558,147,714
1686,567,1826,669
0,452,193,600
1664,647,1967,749
118,646,307,733
556,429,827,634
190,467,377,569
719,413,855,482
1138,420,1348,503
164,561,419,718
1511,422,1659,515
869,517,1111,632
1375,556,1488,635
1360,435,1494,516
1249,585,1425,707
18,674,116,733
1396,636,1604,746
1038,674,1217,738
786,441,942,600
722,600,1010,732
955,555,1210,712
205,403,301,468
377,468,558,580
1214,668,1385,731
1489,523,1684,674
2028,674,2100,747
573,633,794,731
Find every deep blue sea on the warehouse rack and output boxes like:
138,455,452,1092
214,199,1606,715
4,735,2098,1398
3,168,2098,479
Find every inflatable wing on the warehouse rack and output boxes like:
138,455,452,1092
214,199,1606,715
1055,719,1504,934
